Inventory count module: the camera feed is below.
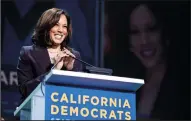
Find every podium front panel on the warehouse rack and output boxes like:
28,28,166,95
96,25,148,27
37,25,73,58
45,84,136,120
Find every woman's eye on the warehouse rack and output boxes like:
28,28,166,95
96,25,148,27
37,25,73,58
147,24,159,32
130,30,139,35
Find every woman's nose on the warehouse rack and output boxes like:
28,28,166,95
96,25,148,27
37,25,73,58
57,26,63,32
140,32,149,44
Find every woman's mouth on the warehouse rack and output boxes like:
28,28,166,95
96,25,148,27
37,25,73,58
140,48,157,58
54,34,63,39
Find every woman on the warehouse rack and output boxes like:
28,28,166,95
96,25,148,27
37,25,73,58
105,1,189,120
123,2,189,120
17,8,83,104
126,3,170,119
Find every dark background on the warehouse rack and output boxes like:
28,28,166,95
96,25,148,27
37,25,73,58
104,0,190,120
104,1,190,78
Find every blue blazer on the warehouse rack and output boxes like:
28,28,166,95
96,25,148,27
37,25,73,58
17,44,83,103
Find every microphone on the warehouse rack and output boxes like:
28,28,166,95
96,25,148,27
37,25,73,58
69,55,96,68
51,52,96,71
62,47,96,68
64,51,113,75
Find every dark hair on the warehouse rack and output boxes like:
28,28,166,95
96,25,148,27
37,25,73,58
105,1,173,78
32,8,72,49
113,1,171,49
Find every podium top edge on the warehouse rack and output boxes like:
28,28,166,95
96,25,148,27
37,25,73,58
47,70,144,84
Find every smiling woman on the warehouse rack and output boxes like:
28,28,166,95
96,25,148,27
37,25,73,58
104,1,190,120
17,8,83,104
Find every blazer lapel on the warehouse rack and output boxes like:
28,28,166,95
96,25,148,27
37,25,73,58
32,45,51,74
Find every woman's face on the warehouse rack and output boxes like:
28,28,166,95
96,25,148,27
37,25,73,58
49,14,68,46
129,4,163,69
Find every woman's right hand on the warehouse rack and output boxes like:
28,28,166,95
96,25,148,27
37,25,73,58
54,51,70,70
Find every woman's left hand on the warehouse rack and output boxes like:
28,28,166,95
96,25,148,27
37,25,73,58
62,48,75,70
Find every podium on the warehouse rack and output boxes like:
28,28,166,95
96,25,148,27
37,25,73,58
14,70,144,120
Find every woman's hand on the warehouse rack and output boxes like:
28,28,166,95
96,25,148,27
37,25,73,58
54,48,75,70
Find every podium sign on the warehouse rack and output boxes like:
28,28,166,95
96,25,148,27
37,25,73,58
45,85,136,120
14,70,144,120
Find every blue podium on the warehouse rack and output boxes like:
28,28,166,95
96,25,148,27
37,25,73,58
14,70,144,120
